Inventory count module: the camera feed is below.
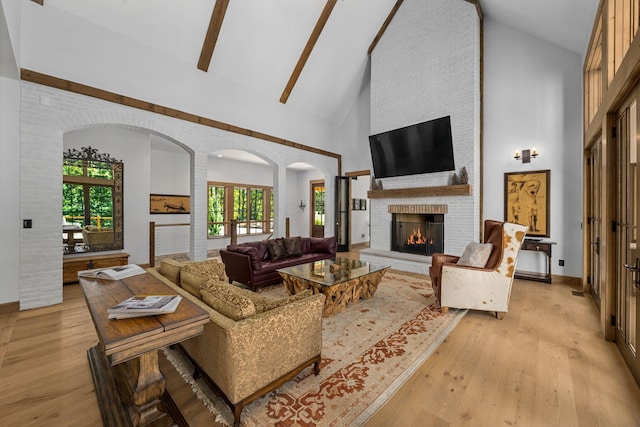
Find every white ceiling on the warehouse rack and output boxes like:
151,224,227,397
2,0,599,165
36,0,598,125
481,0,599,55
44,0,398,123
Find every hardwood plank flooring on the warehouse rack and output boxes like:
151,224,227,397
1,267,639,426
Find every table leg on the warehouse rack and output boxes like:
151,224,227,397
88,346,186,427
113,350,172,426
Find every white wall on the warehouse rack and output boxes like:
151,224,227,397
350,175,370,245
338,77,372,173
65,127,151,265
0,0,19,80
483,18,584,278
368,0,481,257
0,76,20,305
19,2,339,157
143,144,327,255
17,82,338,310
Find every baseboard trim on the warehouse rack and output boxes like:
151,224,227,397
0,301,19,314
552,274,581,287
349,242,369,251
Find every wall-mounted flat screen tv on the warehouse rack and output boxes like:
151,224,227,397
368,115,455,179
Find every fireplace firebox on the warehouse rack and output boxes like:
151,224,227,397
391,213,444,256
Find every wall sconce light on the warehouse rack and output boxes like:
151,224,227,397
299,200,306,211
514,148,538,163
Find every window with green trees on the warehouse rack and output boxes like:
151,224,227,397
208,185,225,236
207,182,273,237
62,146,123,253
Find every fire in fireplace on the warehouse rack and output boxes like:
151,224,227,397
391,213,444,256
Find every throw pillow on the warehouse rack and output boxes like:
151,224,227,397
310,236,336,254
158,258,186,285
180,259,226,299
200,281,256,320
457,242,493,267
267,238,287,261
283,236,303,257
260,289,313,312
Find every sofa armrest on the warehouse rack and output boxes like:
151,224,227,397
220,249,255,284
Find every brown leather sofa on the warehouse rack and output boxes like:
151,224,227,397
220,236,337,290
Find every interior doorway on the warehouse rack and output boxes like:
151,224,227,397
346,171,371,250
310,180,325,238
614,91,640,383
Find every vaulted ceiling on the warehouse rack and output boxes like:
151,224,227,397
3,0,598,125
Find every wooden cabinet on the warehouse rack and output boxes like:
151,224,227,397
515,240,555,284
63,253,129,284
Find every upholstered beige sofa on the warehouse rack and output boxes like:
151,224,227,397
147,258,325,427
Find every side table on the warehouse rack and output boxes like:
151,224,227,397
515,239,556,284
80,272,209,427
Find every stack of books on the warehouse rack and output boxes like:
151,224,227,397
107,294,182,319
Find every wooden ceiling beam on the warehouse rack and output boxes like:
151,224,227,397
21,69,342,167
31,0,44,5
280,0,337,104
197,0,230,72
368,0,403,55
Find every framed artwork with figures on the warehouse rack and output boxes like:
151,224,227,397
504,170,550,237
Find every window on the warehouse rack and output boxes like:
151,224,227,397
62,146,124,253
208,185,225,236
207,182,273,237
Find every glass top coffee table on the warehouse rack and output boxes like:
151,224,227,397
277,258,390,317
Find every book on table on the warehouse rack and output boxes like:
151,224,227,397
78,264,146,281
107,294,182,319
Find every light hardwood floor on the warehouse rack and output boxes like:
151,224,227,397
1,270,640,426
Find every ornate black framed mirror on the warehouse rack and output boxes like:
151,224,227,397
62,146,124,254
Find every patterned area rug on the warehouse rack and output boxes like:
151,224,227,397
164,271,466,426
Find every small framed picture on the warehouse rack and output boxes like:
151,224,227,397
150,194,190,214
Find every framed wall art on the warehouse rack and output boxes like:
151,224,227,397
150,194,190,214
504,170,550,237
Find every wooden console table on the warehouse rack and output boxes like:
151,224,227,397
80,272,209,427
515,240,556,284
63,253,129,284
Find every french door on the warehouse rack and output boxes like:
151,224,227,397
615,92,640,383
310,180,325,238
335,176,350,252
586,139,602,308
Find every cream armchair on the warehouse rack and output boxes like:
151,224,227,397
429,220,528,319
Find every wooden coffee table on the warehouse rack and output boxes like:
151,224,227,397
80,272,209,427
278,258,389,317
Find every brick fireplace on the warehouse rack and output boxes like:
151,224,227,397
389,204,447,256
361,0,481,275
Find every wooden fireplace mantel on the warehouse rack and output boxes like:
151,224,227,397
367,184,472,199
